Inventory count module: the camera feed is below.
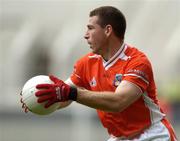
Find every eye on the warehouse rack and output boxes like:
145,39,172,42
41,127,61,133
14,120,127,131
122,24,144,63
87,25,94,30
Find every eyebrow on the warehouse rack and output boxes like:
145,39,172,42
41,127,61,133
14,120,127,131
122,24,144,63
87,24,94,29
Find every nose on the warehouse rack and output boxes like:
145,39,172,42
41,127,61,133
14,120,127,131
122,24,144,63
84,32,89,40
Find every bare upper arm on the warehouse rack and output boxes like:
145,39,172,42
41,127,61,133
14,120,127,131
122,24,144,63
114,80,143,111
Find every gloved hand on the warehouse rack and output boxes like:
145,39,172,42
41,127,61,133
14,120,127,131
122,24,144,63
35,75,77,108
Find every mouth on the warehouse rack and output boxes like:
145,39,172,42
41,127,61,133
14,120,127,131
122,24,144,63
87,41,90,44
87,42,92,48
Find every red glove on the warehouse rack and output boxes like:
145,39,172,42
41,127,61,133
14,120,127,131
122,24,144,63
35,75,77,108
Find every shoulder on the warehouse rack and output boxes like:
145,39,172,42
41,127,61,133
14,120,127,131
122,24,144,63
125,44,152,66
75,52,100,66
124,45,154,81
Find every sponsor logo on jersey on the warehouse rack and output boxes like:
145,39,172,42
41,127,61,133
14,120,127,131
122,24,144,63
113,74,122,87
90,77,97,87
127,69,147,79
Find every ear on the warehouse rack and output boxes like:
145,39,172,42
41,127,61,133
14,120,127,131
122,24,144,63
104,25,112,37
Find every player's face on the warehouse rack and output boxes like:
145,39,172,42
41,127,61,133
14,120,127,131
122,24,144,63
84,16,107,55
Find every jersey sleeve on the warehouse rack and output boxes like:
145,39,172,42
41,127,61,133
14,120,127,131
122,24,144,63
70,59,86,88
123,57,152,92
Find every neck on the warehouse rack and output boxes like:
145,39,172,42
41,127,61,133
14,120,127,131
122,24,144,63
102,39,124,61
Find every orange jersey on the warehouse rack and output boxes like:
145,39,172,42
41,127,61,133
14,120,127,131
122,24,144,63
70,44,175,139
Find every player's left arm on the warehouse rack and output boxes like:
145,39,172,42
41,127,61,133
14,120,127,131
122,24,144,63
76,80,142,112
56,78,74,109
56,77,84,109
35,75,142,112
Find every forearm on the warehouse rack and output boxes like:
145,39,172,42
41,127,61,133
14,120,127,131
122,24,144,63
76,89,127,112
75,81,142,112
38,76,141,112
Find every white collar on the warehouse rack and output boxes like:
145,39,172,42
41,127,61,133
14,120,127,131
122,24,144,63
103,43,127,70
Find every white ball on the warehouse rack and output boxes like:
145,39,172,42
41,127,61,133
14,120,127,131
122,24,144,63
21,75,60,115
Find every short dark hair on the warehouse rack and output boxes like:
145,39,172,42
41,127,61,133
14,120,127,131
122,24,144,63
90,6,126,39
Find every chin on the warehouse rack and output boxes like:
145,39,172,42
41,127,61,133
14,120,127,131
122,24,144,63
92,50,100,55
91,48,97,54
90,46,100,55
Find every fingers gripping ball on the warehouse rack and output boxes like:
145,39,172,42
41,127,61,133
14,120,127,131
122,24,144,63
21,75,60,115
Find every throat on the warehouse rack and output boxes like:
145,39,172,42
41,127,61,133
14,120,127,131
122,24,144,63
102,47,119,62
103,58,108,62
102,42,125,68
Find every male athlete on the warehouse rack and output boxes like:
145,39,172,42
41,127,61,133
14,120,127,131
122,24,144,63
22,6,177,141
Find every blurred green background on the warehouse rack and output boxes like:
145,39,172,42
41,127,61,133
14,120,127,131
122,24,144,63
0,0,180,141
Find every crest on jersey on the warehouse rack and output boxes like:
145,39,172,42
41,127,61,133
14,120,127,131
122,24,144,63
113,74,122,87
90,77,97,87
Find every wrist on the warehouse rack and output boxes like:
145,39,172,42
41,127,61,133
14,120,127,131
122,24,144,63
68,87,77,101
